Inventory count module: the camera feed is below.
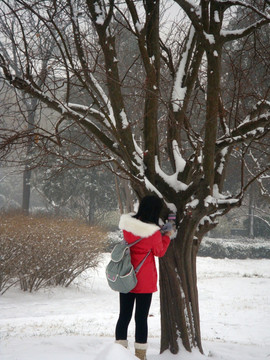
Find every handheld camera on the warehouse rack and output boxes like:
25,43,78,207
161,213,176,234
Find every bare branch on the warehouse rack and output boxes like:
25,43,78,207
216,104,270,151
221,18,270,43
173,0,202,31
216,0,270,20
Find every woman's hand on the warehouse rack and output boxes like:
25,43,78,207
164,231,172,238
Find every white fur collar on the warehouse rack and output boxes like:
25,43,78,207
119,213,160,238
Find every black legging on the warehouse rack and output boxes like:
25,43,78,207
115,292,153,344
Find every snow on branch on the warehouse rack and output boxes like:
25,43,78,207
216,109,270,150
217,125,268,149
94,2,106,25
68,101,121,132
207,186,241,214
255,215,270,229
186,184,240,215
172,140,186,173
155,156,188,192
203,32,215,44
0,63,120,155
250,100,270,120
91,0,114,28
216,0,270,21
172,26,195,112
67,103,108,123
131,135,144,176
89,73,116,128
119,109,129,129
144,175,177,213
199,215,218,227
144,176,163,197
216,147,228,175
220,18,270,43
258,175,270,195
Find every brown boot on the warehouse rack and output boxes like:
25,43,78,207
134,342,147,360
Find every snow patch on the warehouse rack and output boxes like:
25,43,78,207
214,11,220,23
119,109,129,129
213,184,226,199
204,32,215,44
0,254,270,359
172,140,186,173
135,22,144,33
95,4,105,25
204,195,216,207
199,215,215,226
95,343,137,360
187,199,199,209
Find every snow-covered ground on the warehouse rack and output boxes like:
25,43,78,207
0,254,270,360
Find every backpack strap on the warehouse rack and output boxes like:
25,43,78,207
126,237,144,248
125,238,151,274
134,250,151,274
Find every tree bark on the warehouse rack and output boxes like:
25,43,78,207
159,216,203,354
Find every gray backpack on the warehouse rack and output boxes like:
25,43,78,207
106,238,150,293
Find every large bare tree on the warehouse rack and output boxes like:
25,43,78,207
0,0,270,355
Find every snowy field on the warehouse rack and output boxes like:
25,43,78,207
0,253,270,360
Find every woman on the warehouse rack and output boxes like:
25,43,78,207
115,195,172,360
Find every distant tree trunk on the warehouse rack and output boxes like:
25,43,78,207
124,180,133,213
22,166,31,214
248,184,255,238
114,173,124,214
88,190,96,224
22,100,37,214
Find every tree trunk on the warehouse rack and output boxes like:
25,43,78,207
159,216,203,354
22,165,31,214
248,184,255,238
124,179,133,213
88,190,96,224
114,173,124,214
21,98,37,214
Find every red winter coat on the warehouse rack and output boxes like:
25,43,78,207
119,213,171,293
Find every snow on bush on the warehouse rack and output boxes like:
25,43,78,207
199,237,270,259
0,213,106,294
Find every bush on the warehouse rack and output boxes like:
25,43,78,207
198,237,270,259
0,213,106,294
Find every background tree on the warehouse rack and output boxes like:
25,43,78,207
33,158,118,224
221,6,270,237
0,1,68,214
0,0,270,355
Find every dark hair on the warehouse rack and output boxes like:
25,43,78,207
134,195,163,225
